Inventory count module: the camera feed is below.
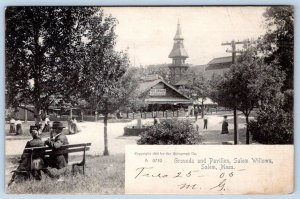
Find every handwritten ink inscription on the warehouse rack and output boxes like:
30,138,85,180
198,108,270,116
134,166,243,191
125,146,293,194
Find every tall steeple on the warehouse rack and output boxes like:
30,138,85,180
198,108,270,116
174,19,184,40
168,20,189,85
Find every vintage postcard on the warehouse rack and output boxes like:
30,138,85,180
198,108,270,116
4,6,294,194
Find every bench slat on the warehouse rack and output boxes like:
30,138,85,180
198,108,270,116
24,143,91,153
25,147,90,156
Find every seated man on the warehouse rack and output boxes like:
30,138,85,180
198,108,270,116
44,121,69,181
8,126,45,186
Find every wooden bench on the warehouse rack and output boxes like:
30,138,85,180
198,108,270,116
23,143,92,175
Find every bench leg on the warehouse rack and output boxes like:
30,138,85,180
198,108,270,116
71,164,86,175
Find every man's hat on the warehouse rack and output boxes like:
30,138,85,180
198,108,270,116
52,121,65,129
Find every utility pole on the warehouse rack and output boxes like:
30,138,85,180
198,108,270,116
221,40,246,145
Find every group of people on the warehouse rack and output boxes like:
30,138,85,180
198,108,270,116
202,114,229,134
9,116,52,135
9,117,23,135
9,121,69,186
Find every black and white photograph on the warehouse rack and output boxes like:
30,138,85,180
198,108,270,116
4,6,294,194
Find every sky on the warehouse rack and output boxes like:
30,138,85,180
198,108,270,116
102,6,268,67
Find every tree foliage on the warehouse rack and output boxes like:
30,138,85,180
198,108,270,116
136,64,171,83
248,90,293,144
210,47,285,144
5,7,97,121
78,10,139,155
261,6,294,90
178,69,209,100
246,6,294,144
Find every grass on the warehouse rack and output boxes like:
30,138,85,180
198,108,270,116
6,154,125,194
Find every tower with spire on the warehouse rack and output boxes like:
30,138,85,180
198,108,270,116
168,19,189,85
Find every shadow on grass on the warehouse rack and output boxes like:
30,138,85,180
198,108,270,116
202,127,255,145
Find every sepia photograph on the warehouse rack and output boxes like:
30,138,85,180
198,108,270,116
4,6,294,194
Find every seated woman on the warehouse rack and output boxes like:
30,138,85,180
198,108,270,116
8,126,45,186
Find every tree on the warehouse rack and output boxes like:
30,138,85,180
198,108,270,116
244,7,294,144
178,69,210,118
5,7,96,123
248,96,293,144
210,47,285,144
79,11,138,155
82,52,138,155
136,64,171,83
261,6,294,90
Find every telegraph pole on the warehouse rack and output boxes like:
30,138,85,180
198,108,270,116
221,40,246,145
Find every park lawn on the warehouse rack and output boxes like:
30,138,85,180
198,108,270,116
6,154,125,194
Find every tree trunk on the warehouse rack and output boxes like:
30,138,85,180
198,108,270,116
24,108,28,123
234,108,238,145
103,112,109,156
246,114,250,144
81,110,84,122
201,99,204,118
70,108,73,119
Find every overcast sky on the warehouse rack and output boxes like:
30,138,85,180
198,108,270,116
102,6,268,66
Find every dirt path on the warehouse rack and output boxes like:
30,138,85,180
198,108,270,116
5,120,140,156
5,115,253,157
195,114,249,144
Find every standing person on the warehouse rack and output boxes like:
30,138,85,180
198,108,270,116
9,117,16,134
68,118,74,134
185,109,189,118
221,115,229,134
190,108,194,117
44,121,69,181
15,118,23,135
203,114,208,129
194,121,200,135
72,117,78,134
194,108,198,121
42,116,51,133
